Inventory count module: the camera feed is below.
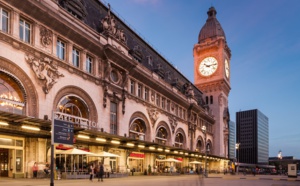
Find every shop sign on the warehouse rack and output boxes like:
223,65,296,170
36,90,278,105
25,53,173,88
129,153,145,158
54,112,97,129
176,157,183,162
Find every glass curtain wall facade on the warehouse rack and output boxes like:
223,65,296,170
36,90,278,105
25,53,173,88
236,109,269,164
228,120,235,160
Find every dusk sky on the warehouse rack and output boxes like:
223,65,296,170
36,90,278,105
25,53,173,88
101,0,300,158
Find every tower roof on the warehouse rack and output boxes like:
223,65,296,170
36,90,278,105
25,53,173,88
198,7,226,43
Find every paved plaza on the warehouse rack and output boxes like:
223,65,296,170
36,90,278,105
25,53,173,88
0,174,299,186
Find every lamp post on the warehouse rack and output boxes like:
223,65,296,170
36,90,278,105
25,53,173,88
201,125,207,177
235,143,240,174
278,150,282,175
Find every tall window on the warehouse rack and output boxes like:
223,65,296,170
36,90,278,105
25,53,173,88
86,55,92,73
110,102,117,135
72,48,80,67
19,18,31,43
137,84,142,98
130,80,135,95
196,140,202,152
155,127,167,145
156,94,160,107
175,133,184,148
0,8,8,33
210,95,213,104
167,100,170,112
144,88,149,101
57,39,65,60
161,98,165,109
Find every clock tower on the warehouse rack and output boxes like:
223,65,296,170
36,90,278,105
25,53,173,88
194,7,231,158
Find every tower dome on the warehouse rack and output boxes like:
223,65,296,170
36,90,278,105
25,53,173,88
198,7,226,43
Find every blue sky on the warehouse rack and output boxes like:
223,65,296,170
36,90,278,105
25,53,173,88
101,0,300,158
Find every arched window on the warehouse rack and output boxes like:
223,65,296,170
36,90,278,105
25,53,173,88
57,95,89,119
195,140,202,152
175,133,184,148
155,127,168,145
0,72,25,114
129,119,146,140
207,143,211,154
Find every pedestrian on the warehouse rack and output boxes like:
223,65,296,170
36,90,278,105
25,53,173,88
32,162,38,178
89,164,94,181
98,162,104,182
44,162,50,175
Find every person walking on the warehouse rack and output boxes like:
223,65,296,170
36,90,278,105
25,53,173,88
32,162,38,178
98,163,104,182
89,164,94,181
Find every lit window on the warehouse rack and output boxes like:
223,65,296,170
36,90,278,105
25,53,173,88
19,18,31,43
72,48,80,67
56,39,65,60
175,133,184,148
0,8,9,33
86,55,93,73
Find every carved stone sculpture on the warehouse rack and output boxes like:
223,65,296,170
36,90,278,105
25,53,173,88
168,116,178,134
40,26,52,47
25,54,64,94
147,108,159,127
101,4,126,44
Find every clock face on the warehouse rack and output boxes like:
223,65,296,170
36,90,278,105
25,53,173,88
225,59,230,78
199,57,218,76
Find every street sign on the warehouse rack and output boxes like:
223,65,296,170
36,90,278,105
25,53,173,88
53,119,74,145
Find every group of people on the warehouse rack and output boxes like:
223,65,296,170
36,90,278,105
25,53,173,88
89,162,104,182
32,162,50,178
32,161,104,181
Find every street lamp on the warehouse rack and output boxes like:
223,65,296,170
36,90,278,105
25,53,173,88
235,143,240,174
278,150,282,175
201,125,208,177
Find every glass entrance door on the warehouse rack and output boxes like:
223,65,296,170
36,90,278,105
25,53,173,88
0,148,9,177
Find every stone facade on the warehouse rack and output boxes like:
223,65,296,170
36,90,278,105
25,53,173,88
0,0,229,178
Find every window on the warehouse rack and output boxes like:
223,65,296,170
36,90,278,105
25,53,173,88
0,72,26,115
19,18,31,43
0,8,9,33
129,119,146,140
175,133,184,148
72,48,80,67
137,84,142,98
130,80,135,94
144,88,149,101
196,140,202,152
205,96,208,105
86,55,92,73
179,107,182,118
161,98,165,109
110,102,117,135
210,95,213,104
57,39,65,60
155,127,167,145
156,94,160,107
167,100,170,112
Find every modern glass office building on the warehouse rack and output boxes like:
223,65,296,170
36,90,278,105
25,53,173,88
236,109,269,164
228,121,236,160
